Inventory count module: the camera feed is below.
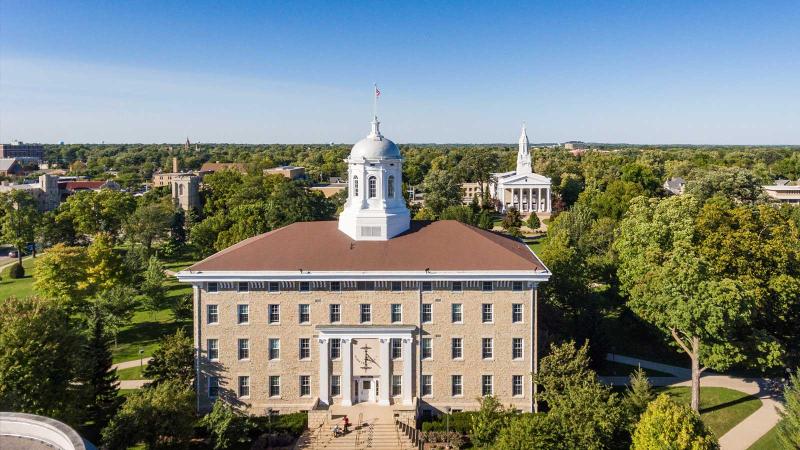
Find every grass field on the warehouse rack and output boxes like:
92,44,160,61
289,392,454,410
658,386,762,437
747,422,782,449
116,364,149,380
0,257,36,299
112,277,192,363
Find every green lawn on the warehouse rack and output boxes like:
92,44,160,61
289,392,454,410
0,257,36,299
658,386,762,437
116,364,150,380
747,422,782,450
598,360,673,378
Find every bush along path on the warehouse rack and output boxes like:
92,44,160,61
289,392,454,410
600,353,785,450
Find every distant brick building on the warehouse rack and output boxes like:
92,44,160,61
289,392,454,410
264,165,306,180
0,159,23,176
0,142,44,160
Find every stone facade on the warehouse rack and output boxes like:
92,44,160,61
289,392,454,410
193,280,537,416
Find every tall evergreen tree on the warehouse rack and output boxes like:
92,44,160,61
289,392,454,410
84,312,121,430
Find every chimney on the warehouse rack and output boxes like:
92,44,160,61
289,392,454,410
173,157,178,173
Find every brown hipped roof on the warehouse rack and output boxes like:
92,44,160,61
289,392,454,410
187,220,545,272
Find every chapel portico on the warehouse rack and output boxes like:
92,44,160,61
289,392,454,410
317,326,416,408
489,124,553,215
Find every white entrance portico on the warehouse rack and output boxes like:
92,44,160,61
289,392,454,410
488,124,552,214
317,326,415,407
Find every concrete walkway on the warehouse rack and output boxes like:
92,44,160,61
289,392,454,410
111,357,151,371
602,353,785,450
119,380,149,389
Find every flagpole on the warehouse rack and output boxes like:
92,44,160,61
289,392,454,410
373,83,378,119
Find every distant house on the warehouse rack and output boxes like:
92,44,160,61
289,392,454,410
664,177,686,195
264,165,306,180
60,180,121,194
763,180,800,204
0,158,23,176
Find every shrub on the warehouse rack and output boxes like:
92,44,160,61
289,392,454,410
494,414,561,450
8,262,24,279
420,411,476,434
469,395,508,447
526,213,541,230
631,394,718,450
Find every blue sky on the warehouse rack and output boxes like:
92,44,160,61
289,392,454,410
1,0,799,144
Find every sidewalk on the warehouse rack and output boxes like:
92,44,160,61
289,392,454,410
602,353,785,450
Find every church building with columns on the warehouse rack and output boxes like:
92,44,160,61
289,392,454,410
178,116,551,420
489,125,552,215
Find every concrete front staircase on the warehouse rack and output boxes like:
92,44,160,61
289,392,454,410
296,418,415,450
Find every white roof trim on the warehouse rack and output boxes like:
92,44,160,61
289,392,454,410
317,326,415,340
176,269,551,283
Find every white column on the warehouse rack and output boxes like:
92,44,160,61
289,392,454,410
537,188,541,212
379,338,391,405
318,338,329,406
341,338,352,406
546,188,551,212
402,338,413,405
528,188,533,213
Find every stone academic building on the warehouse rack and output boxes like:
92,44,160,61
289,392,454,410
178,116,551,419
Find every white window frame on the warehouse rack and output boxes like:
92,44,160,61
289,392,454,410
238,375,250,398
207,282,219,293
329,304,341,323
300,375,311,397
268,282,280,293
331,375,341,397
422,303,433,323
299,304,310,324
512,375,523,397
268,304,280,324
238,338,250,360
451,281,463,292
482,374,493,396
451,303,463,323
451,337,463,360
360,304,372,323
207,339,219,361
368,176,377,198
330,281,341,292
207,304,219,324
269,338,280,360
392,375,402,396
237,281,249,293
422,374,432,397
482,303,494,323
451,375,463,397
299,281,311,292
391,338,402,360
482,281,494,292
422,338,432,360
512,304,523,323
512,338,523,360
482,337,494,360
391,304,402,323
269,375,281,397
208,376,220,398
330,338,341,359
421,281,432,292
237,304,249,324
299,338,311,360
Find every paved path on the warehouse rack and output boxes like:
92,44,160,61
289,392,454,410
602,354,784,450
111,357,152,371
119,380,148,389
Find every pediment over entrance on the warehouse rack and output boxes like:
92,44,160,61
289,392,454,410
499,173,551,185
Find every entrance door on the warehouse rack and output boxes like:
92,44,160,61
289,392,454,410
357,377,376,403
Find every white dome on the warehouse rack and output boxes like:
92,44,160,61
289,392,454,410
349,117,401,160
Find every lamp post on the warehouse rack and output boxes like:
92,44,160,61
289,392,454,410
139,348,144,369
267,407,273,430
445,407,451,450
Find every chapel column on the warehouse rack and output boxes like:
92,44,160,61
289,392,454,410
537,188,541,212
341,338,353,406
546,188,551,212
402,338,413,405
379,338,391,405
318,338,329,405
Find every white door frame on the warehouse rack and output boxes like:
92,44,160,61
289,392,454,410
355,376,377,403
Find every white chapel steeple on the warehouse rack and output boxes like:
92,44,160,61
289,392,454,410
516,123,532,175
338,114,410,241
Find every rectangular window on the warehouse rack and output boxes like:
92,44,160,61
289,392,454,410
330,281,341,292
451,281,462,292
238,338,249,360
329,304,341,323
422,281,432,292
209,376,219,398
482,338,493,359
512,338,523,360
237,304,249,324
391,338,402,359
268,282,280,293
451,304,463,323
268,304,280,324
512,281,523,291
207,282,218,293
299,304,310,324
422,375,432,396
482,375,493,396
269,338,280,360
207,339,219,360
238,376,250,397
451,338,463,359
391,281,402,292
392,375,402,396
300,375,311,397
299,338,310,360
482,281,493,292
422,338,432,359
512,375,523,397
357,281,375,291
269,375,280,397
451,375,463,396
422,304,433,323
331,375,341,396
299,281,310,292
330,338,341,359
391,304,402,323
360,304,371,323
482,304,494,323
512,304,523,323
207,305,219,324
238,281,249,292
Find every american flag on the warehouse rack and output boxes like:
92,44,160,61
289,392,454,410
375,85,381,97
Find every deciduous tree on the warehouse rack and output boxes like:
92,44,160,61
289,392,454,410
422,169,464,217
0,190,39,267
631,394,718,450
143,328,194,387
778,372,800,449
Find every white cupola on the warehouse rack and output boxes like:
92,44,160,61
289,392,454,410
338,116,410,240
516,123,532,175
